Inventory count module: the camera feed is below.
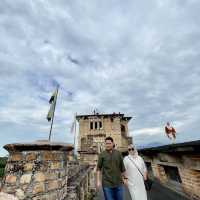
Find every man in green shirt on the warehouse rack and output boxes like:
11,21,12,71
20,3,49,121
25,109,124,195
96,136,127,200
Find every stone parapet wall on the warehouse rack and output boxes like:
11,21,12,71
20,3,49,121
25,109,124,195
66,161,95,200
139,141,200,200
1,142,73,200
151,163,167,183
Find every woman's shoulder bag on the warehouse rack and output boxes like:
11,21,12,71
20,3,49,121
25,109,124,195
127,156,153,191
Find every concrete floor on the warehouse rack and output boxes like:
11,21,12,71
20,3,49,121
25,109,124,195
95,182,190,200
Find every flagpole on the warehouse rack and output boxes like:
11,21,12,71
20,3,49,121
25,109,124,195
48,86,59,141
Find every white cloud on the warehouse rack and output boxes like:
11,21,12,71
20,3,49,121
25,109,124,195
0,0,200,155
133,127,163,136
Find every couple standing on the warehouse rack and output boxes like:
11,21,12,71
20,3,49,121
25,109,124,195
96,137,147,200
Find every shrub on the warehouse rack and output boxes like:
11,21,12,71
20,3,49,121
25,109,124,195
0,157,7,177
0,167,5,177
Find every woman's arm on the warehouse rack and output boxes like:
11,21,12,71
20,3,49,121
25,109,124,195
140,156,148,180
143,170,148,180
122,157,128,186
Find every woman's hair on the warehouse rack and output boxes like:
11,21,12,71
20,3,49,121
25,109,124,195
128,144,134,149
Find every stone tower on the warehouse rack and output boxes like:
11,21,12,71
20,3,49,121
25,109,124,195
76,112,133,164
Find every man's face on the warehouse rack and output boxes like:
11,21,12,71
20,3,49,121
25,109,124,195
105,140,113,151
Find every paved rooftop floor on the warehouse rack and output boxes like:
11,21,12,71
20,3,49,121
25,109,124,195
95,182,190,200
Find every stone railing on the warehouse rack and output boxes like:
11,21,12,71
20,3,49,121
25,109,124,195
66,161,96,200
1,141,73,200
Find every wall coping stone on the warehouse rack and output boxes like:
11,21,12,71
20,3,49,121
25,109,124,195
4,140,73,152
138,140,200,155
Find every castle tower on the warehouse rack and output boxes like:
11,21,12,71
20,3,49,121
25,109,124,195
76,112,133,164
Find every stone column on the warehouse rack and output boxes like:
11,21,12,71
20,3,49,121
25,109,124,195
1,141,73,200
151,163,167,183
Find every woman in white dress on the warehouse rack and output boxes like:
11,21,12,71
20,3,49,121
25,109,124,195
123,144,148,200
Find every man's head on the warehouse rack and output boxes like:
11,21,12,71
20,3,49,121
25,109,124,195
105,137,114,151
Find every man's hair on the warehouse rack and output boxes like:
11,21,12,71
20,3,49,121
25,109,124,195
105,136,114,143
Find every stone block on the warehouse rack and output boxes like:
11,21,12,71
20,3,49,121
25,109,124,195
34,172,46,182
15,189,25,200
10,153,22,161
42,152,53,160
45,172,58,180
50,162,61,169
21,184,28,192
23,163,33,171
5,175,17,184
26,153,36,161
33,183,45,195
20,174,32,184
32,194,49,200
51,152,63,161
48,192,58,200
59,169,66,177
0,192,18,200
1,186,17,194
47,180,60,191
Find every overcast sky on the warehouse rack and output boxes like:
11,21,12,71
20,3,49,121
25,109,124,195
0,0,200,156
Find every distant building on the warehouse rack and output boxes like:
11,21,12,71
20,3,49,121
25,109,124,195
76,112,133,164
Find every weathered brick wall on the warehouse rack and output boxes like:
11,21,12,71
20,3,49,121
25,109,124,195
140,145,200,200
179,167,200,199
1,142,73,200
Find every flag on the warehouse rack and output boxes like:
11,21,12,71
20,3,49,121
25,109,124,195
47,88,58,121
165,122,176,139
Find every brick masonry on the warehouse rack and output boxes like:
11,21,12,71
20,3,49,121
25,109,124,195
2,143,72,200
139,141,200,200
0,141,95,200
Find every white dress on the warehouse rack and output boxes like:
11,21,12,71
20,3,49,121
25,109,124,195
123,155,147,200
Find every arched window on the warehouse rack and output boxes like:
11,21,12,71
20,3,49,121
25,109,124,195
95,122,98,129
121,124,126,132
99,121,102,129
90,122,93,130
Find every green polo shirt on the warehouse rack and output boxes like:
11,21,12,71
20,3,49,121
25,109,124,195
97,149,125,188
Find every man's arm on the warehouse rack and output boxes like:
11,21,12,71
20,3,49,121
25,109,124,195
96,153,103,189
141,157,148,180
119,152,128,184
96,169,101,189
121,171,128,186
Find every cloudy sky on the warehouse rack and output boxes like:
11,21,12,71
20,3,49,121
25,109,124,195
0,0,200,156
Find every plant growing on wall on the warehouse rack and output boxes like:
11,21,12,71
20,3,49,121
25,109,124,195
0,157,7,177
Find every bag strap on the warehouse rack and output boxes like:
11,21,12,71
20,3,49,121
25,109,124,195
128,156,144,178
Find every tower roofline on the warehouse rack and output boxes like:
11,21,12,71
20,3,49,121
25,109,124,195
76,113,132,121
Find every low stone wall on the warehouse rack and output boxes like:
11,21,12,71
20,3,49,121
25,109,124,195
139,140,200,200
66,161,96,200
1,141,73,200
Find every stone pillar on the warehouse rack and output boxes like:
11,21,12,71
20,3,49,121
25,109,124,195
151,163,167,183
1,141,73,200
